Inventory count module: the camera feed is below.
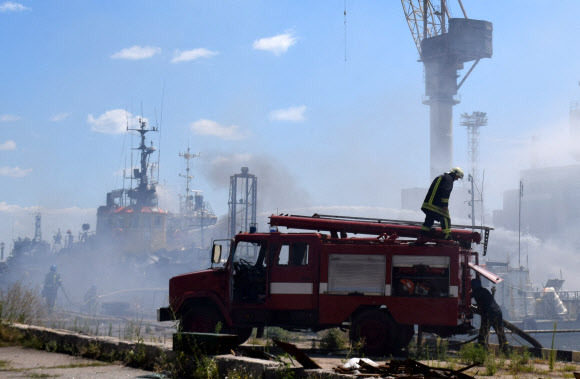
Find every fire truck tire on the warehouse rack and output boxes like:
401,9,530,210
350,309,397,355
181,305,224,333
232,327,253,344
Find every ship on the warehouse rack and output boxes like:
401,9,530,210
483,260,580,330
0,117,218,316
95,119,168,255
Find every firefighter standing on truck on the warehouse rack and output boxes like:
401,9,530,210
420,167,463,240
471,278,509,355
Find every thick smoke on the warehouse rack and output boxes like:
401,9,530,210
480,118,580,289
156,184,180,213
201,152,313,213
0,203,95,257
486,227,580,290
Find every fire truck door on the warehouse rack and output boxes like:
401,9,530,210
267,236,319,324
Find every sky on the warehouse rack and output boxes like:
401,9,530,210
1,1,580,285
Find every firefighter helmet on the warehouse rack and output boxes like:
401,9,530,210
449,167,464,179
50,265,57,272
400,279,415,295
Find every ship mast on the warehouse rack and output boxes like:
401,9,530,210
179,147,199,215
127,118,158,208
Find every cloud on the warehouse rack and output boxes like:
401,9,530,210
0,166,32,177
269,105,307,122
88,109,143,134
50,112,71,122
0,140,16,151
0,2,30,12
191,119,247,140
253,33,296,56
171,48,218,63
111,45,161,60
0,114,20,122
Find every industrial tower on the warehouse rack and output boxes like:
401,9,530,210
460,111,487,182
401,1,492,179
460,111,487,227
228,167,257,239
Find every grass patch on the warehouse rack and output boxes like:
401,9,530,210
225,367,253,379
458,343,486,365
507,348,535,374
482,350,505,376
0,324,23,346
318,328,349,350
0,359,10,369
265,327,293,342
559,363,578,372
51,362,109,369
0,282,46,324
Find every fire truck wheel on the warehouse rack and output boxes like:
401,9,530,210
232,327,253,344
181,305,223,333
350,309,396,355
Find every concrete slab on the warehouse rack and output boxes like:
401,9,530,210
0,346,157,378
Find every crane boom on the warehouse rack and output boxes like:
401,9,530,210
400,0,441,57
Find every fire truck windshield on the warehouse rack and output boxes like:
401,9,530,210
233,240,267,267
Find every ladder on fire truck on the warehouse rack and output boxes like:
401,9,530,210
269,213,493,256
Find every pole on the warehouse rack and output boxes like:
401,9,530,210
469,174,475,230
518,180,523,268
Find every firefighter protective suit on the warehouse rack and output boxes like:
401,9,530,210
471,279,509,355
41,266,62,313
421,172,455,239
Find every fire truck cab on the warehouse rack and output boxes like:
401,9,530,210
158,214,493,354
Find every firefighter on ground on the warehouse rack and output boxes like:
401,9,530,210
420,167,464,240
471,278,510,355
41,265,62,313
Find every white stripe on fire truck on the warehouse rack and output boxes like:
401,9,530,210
270,282,313,295
319,282,328,294
449,285,458,297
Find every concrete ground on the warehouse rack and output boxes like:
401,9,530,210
0,346,159,378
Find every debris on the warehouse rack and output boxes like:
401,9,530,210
235,346,280,361
272,338,321,369
342,358,379,370
333,358,476,378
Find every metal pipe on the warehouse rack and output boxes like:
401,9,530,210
457,0,468,18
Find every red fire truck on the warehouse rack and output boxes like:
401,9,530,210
158,214,496,354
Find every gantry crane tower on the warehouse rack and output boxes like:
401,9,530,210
178,147,199,215
401,0,492,179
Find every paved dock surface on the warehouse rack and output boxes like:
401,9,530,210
0,346,158,378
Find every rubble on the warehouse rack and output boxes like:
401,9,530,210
333,358,477,378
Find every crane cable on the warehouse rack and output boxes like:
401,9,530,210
344,0,347,62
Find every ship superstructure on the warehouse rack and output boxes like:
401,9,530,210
166,147,217,250
96,119,168,254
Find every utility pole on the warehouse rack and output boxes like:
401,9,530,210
468,174,475,229
518,180,523,268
